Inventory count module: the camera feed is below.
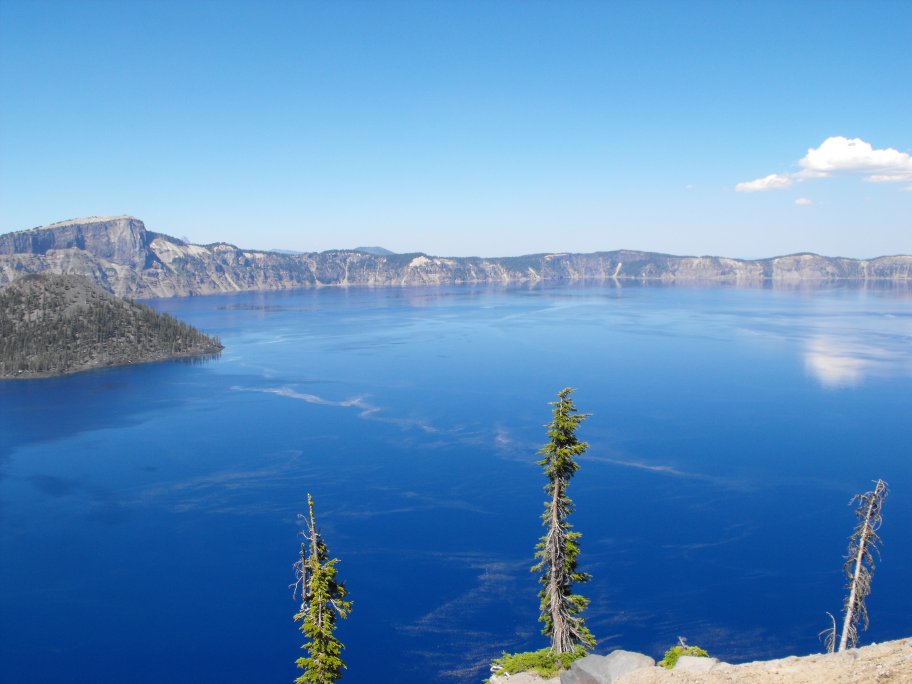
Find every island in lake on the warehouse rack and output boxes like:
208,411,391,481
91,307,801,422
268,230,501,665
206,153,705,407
0,273,223,379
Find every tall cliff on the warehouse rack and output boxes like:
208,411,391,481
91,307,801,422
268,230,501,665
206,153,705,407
1,216,910,298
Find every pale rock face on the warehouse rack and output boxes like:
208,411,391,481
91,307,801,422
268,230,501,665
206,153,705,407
1,217,910,298
490,672,560,684
560,651,656,684
0,216,149,268
673,656,719,673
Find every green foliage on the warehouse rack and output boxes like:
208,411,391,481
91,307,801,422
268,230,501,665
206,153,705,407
658,644,709,669
531,388,595,653
489,646,586,680
294,495,352,684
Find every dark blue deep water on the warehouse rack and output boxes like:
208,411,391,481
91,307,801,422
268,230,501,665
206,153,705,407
2,283,911,683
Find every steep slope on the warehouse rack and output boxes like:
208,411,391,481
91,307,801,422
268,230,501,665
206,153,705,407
1,216,910,298
0,273,223,378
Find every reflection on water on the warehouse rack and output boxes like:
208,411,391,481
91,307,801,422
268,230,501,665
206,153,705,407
804,336,911,389
176,351,222,366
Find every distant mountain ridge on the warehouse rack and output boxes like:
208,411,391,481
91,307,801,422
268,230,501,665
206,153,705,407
353,245,396,255
1,216,910,298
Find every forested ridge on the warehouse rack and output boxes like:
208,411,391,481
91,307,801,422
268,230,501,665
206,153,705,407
0,273,222,378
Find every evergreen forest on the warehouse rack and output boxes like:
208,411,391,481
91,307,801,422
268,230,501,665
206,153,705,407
0,273,222,378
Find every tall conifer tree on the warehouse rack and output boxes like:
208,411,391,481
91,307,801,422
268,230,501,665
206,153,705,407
532,388,596,654
293,494,352,684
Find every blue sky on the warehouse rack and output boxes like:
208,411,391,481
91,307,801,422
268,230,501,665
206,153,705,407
1,0,909,258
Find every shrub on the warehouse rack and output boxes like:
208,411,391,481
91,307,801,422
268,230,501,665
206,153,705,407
490,646,587,680
658,643,709,669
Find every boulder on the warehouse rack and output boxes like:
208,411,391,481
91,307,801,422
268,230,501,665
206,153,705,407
559,650,655,684
490,672,559,684
673,655,720,674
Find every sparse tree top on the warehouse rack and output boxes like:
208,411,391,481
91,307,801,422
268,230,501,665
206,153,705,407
294,494,352,684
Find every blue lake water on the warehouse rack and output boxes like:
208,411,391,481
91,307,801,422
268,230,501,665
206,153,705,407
1,282,911,683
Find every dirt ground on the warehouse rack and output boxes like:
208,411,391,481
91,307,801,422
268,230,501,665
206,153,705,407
491,639,912,684
618,638,912,684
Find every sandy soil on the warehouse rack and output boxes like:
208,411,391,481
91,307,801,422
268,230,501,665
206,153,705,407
618,638,912,684
490,639,911,684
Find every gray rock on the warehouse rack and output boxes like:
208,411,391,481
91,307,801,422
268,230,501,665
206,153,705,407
559,650,655,684
490,672,560,684
673,655,720,673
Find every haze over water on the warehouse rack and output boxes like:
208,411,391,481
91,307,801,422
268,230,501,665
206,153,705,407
1,282,910,683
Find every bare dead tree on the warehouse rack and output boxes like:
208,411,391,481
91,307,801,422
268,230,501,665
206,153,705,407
837,479,888,652
818,611,837,654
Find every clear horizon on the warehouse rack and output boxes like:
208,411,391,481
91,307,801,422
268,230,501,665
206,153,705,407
1,1,910,259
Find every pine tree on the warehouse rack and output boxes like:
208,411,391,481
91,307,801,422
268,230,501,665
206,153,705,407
838,479,888,651
532,388,596,654
293,494,352,683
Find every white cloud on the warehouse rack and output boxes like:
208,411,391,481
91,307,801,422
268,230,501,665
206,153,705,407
737,136,912,192
794,197,813,206
735,173,793,192
799,136,912,178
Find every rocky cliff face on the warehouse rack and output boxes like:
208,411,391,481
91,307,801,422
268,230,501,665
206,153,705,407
1,216,910,298
0,216,154,268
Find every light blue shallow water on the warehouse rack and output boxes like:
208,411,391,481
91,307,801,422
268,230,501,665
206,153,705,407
1,282,910,683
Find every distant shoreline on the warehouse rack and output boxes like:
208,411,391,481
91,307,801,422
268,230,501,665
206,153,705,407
2,216,910,300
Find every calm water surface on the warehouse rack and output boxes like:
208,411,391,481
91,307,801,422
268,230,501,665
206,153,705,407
1,283,910,683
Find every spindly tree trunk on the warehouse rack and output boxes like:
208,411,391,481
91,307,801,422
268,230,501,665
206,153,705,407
532,388,596,654
293,494,353,683
838,479,888,652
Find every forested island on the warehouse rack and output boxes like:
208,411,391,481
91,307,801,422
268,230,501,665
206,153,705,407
0,273,222,378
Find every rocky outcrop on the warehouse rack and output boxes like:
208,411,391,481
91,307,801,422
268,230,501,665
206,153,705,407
1,216,910,298
0,216,153,268
560,651,655,683
670,655,720,674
